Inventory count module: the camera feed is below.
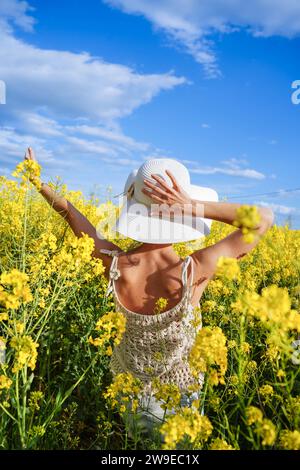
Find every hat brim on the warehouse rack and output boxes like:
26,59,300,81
112,184,218,244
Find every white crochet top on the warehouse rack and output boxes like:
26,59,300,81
100,248,205,397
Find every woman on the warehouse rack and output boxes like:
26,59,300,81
23,147,274,439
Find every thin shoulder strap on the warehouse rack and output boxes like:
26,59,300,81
99,248,120,257
99,248,121,297
181,255,194,297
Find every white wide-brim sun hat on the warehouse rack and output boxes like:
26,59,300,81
112,158,218,244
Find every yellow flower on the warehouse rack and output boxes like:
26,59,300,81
229,375,239,386
259,384,274,399
15,321,25,334
209,438,235,450
215,256,241,281
152,378,181,411
10,335,39,372
245,406,263,425
12,159,42,190
103,372,143,414
28,391,44,411
255,419,276,446
241,342,251,354
201,300,217,314
190,306,203,331
244,361,258,381
172,240,204,258
0,375,12,390
154,297,168,315
233,205,261,244
89,311,126,352
231,285,300,352
265,344,280,362
28,425,46,438
0,269,33,309
160,408,213,450
279,430,300,450
105,345,113,356
209,396,220,411
188,326,228,386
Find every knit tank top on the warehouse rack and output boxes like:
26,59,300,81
100,248,205,397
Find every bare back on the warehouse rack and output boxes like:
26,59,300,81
101,247,210,315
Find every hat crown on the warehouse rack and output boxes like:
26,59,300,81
133,158,190,206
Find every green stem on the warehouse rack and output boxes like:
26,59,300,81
21,366,28,444
0,402,17,422
15,372,25,448
21,184,29,273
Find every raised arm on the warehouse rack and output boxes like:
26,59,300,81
142,169,274,280
187,199,274,279
24,147,119,264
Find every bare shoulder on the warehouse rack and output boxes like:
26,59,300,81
96,240,121,256
191,247,215,283
95,240,122,275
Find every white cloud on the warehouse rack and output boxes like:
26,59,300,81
0,3,188,190
190,161,265,180
0,0,35,32
221,157,249,169
201,123,210,128
255,201,299,215
105,0,300,76
20,113,64,137
0,28,186,123
0,127,56,164
65,124,149,152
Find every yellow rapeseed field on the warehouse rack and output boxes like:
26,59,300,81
0,162,300,450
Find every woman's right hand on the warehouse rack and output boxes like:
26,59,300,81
24,146,37,163
23,146,42,189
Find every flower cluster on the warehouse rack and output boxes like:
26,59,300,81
28,391,44,412
151,378,181,411
103,372,143,414
215,256,241,281
279,430,300,450
160,408,213,450
245,406,263,425
88,311,127,356
0,269,33,310
233,204,261,243
0,375,12,390
231,285,300,354
209,438,235,450
245,406,276,446
10,335,39,373
153,297,169,315
188,326,228,386
12,159,42,190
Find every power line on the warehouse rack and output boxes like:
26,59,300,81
221,187,300,200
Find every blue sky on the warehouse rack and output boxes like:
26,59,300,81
0,0,300,227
